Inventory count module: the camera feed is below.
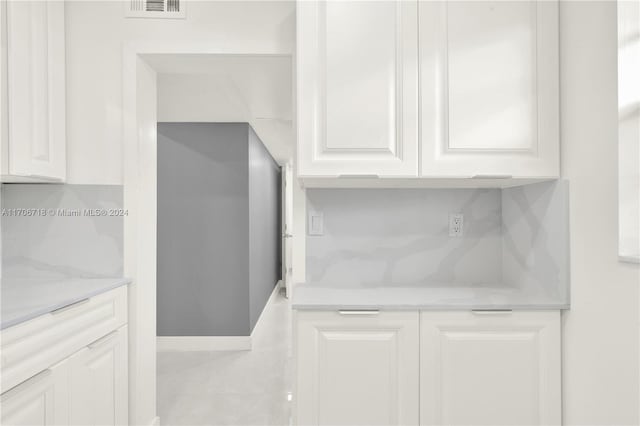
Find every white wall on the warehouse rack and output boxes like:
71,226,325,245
560,2,640,424
67,11,306,409
156,70,293,165
65,0,295,185
617,0,640,262
123,55,158,426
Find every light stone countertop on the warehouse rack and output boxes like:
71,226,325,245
1,277,131,330
292,282,569,311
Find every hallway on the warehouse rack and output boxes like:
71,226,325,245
157,289,293,426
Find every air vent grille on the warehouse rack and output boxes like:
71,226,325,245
125,0,186,19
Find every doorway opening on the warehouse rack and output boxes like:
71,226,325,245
123,47,301,425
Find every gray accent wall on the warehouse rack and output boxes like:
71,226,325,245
157,123,249,336
1,184,123,279
248,126,282,330
157,123,280,337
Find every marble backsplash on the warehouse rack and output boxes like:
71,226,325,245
502,181,570,302
1,184,123,278
306,188,504,286
306,181,569,302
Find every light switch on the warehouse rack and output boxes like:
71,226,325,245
308,212,324,236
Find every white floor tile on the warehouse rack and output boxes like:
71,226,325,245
158,288,293,426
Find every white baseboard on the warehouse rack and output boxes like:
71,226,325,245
149,416,160,426
271,280,283,303
156,282,282,352
157,336,251,351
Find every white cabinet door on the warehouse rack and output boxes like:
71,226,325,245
0,286,128,394
295,310,419,426
1,0,7,173
420,311,561,426
69,326,128,426
3,0,66,181
297,0,419,177
0,359,69,426
420,1,559,178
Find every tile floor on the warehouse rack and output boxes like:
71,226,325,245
157,288,293,426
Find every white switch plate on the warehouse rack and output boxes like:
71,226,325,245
308,212,324,236
449,213,464,237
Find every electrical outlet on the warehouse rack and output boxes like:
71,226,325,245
449,213,464,237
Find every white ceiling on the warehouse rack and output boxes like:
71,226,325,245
145,54,293,165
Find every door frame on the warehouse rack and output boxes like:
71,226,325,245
281,162,294,297
122,42,293,426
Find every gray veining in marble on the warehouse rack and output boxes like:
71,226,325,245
1,184,124,279
502,180,570,304
302,182,570,309
306,188,503,287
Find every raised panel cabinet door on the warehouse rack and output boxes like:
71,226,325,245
297,0,419,177
1,0,8,173
295,310,419,426
419,311,561,426
5,0,66,181
69,326,128,426
420,1,559,178
0,359,70,426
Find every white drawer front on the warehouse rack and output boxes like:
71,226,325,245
1,286,127,393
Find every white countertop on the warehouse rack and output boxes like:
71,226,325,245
292,283,569,311
1,277,131,330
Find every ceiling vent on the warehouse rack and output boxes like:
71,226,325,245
125,0,186,19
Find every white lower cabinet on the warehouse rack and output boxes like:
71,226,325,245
295,310,420,426
69,326,128,426
0,359,70,426
295,310,561,426
0,288,128,426
420,311,561,426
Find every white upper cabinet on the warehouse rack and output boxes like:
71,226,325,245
420,0,559,178
296,0,559,182
1,0,66,182
297,0,419,177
